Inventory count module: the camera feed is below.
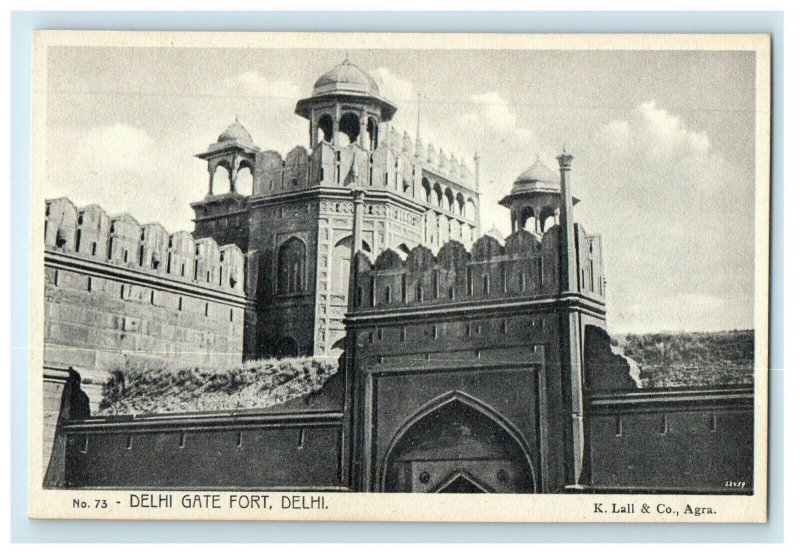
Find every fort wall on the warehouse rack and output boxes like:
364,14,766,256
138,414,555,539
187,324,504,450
45,206,754,494
60,411,348,490
585,387,754,493
44,198,248,411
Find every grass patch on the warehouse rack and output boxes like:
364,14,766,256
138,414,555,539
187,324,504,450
613,330,754,388
98,357,338,415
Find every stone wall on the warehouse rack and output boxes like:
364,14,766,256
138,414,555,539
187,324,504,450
60,411,348,490
586,387,754,492
44,198,249,409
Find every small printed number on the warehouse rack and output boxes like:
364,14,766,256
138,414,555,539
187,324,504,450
724,481,746,488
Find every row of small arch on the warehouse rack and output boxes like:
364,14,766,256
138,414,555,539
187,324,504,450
421,179,476,219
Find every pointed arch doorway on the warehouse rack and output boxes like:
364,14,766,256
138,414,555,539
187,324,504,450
381,393,536,493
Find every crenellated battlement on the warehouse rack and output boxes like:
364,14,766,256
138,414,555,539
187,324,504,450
44,197,245,296
352,223,605,311
352,227,561,310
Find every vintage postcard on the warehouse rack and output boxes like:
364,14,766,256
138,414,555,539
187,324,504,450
28,31,770,522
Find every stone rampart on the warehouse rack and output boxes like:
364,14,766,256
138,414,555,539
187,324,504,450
44,198,249,410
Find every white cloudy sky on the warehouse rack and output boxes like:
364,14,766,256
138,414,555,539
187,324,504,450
44,47,757,334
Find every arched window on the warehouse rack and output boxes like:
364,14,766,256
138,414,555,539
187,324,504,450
541,207,557,232
338,112,361,145
212,163,231,195
433,182,443,208
331,236,371,304
422,178,432,203
277,237,306,294
519,206,537,233
444,188,455,212
317,114,333,143
236,162,254,195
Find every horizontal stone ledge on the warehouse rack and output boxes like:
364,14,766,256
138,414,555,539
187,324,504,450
357,361,540,375
62,410,345,433
586,387,754,412
345,294,607,323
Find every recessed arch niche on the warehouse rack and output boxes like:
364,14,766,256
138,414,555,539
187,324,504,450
381,393,536,493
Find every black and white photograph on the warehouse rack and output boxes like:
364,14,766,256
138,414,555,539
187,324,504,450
28,31,770,521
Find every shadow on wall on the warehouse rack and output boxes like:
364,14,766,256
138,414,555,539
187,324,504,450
584,326,640,392
43,368,90,488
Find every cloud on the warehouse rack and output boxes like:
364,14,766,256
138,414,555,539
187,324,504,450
77,124,155,172
601,100,710,163
583,101,753,333
369,67,420,136
46,124,196,231
371,67,416,106
223,72,300,102
461,91,533,141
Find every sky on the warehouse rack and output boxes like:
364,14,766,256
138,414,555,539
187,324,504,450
44,46,757,334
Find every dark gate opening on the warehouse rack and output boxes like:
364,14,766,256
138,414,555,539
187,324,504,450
383,397,535,493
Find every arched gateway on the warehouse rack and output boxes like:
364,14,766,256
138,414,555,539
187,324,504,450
381,393,536,493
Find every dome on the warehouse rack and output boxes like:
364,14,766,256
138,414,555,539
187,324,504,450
296,59,397,121
513,158,559,187
217,120,255,149
312,59,381,97
500,154,579,208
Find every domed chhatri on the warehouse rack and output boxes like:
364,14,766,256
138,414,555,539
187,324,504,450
217,119,256,149
295,59,396,122
511,155,560,194
312,58,381,97
515,158,559,185
500,151,579,234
